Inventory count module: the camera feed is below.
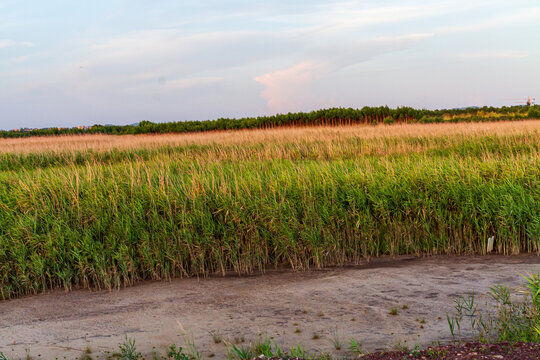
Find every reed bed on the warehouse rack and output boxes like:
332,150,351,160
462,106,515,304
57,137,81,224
1,120,539,154
0,122,539,299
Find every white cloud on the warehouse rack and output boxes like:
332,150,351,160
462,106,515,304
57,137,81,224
437,7,540,35
118,76,225,94
254,32,434,112
269,0,497,37
0,39,35,49
0,39,16,48
36,28,299,97
457,51,528,60
80,29,294,69
254,61,327,113
317,2,455,30
458,51,528,60
164,76,224,90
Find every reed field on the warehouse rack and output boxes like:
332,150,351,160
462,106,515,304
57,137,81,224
0,121,539,299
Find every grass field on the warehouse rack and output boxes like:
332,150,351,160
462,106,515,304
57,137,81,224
0,121,539,299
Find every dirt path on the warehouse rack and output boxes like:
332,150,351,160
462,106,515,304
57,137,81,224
1,255,538,359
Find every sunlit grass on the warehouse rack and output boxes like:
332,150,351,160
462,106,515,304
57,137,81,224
0,122,538,299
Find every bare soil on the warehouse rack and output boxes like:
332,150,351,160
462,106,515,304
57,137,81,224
1,255,538,359
360,342,540,360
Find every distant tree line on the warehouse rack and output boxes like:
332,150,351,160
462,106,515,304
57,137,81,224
3,105,540,138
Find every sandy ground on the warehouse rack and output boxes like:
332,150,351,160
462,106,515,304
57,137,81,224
1,255,538,359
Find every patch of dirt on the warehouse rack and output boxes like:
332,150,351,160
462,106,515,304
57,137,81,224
0,255,538,359
359,341,540,360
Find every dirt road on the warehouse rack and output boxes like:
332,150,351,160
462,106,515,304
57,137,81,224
1,255,538,359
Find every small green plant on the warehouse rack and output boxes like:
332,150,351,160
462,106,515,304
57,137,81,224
523,272,539,307
167,345,189,360
447,272,540,343
402,304,409,310
118,337,141,360
393,341,409,352
226,337,283,359
488,279,538,342
254,337,272,357
176,322,202,360
253,336,283,358
272,341,282,358
410,344,421,356
347,338,363,355
329,328,343,350
289,344,307,358
228,343,253,360
294,327,301,333
446,290,480,340
446,312,456,339
312,332,321,340
390,307,398,316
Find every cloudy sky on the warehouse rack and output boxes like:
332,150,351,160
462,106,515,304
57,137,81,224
1,0,539,129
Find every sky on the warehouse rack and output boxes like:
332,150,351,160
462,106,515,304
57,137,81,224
1,1,539,130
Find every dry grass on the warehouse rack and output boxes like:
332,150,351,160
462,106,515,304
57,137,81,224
1,120,538,154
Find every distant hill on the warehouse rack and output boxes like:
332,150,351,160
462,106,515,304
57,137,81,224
452,106,480,110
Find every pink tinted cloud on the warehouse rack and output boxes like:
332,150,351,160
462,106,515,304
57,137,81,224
254,61,326,113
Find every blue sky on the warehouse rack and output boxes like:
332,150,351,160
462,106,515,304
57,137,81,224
1,1,539,129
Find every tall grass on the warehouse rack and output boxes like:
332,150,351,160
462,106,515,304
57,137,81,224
0,123,539,299
0,128,538,172
2,120,539,155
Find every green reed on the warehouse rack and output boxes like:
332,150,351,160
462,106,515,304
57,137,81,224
0,133,538,299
